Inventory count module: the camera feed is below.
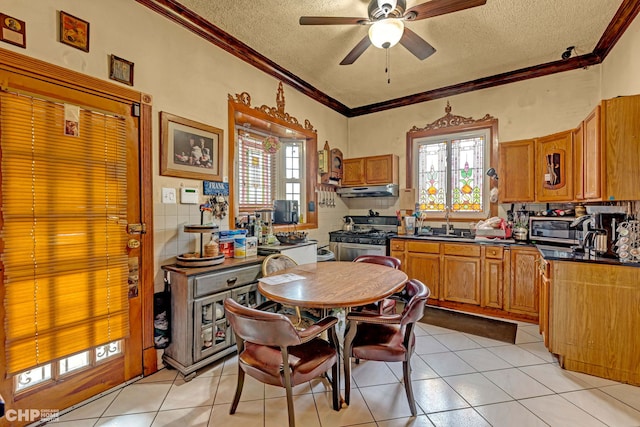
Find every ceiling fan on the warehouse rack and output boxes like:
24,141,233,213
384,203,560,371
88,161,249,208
300,0,487,65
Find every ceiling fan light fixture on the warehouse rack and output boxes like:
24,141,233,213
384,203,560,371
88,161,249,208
368,18,404,49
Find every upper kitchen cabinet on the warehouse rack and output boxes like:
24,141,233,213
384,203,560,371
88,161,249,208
498,139,535,202
535,130,573,202
583,106,602,200
342,154,399,187
573,122,584,201
601,95,640,201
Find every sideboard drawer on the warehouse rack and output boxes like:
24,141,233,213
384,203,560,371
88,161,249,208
194,264,262,298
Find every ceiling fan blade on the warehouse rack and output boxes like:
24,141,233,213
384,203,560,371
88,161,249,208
399,28,436,60
300,16,368,25
340,35,372,65
405,0,486,21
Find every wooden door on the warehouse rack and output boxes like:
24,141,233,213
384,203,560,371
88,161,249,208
482,246,504,309
573,123,584,201
498,139,535,202
583,105,601,200
342,158,365,186
0,62,145,425
442,256,481,305
365,154,398,185
507,247,539,316
405,252,440,301
535,130,573,202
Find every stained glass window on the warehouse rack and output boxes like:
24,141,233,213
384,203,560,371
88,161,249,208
416,131,487,215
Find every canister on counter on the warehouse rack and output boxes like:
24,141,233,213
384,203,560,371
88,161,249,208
234,235,246,258
245,236,258,257
219,238,234,258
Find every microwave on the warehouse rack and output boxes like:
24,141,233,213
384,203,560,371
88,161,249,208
528,216,581,245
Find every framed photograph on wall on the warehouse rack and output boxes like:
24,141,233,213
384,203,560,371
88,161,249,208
0,13,26,48
59,11,89,52
160,112,224,181
109,55,134,86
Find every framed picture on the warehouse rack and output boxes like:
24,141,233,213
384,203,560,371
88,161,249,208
59,11,89,52
160,112,224,181
109,55,134,86
0,13,26,48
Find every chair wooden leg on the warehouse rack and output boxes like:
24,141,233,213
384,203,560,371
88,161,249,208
343,320,357,406
280,348,296,427
229,368,245,414
402,360,417,416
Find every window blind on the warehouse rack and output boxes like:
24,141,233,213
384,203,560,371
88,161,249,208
238,131,276,211
1,91,129,374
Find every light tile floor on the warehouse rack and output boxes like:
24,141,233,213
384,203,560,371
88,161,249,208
51,322,640,427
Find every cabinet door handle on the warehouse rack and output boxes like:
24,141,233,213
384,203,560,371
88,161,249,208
226,277,238,286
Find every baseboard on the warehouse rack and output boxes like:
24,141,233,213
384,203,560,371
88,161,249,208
420,305,518,343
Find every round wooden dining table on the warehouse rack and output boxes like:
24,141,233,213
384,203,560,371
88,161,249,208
257,261,408,309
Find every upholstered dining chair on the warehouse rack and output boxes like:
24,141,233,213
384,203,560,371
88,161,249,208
352,254,402,315
260,254,319,328
343,279,430,416
224,298,340,427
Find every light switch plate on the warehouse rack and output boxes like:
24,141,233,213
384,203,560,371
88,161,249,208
162,187,176,204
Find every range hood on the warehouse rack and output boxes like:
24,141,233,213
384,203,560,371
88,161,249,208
337,184,399,198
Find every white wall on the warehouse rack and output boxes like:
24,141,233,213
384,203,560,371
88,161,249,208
346,67,602,217
601,11,640,99
1,0,349,290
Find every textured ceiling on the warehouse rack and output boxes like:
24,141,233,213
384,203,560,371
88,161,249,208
172,0,622,109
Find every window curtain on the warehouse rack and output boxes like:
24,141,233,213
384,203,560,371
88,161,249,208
1,91,129,374
237,131,276,211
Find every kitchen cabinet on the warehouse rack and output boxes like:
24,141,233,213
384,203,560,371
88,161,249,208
550,261,640,385
442,243,481,305
257,241,317,265
481,245,504,309
405,241,440,300
342,154,398,187
535,130,573,202
573,123,584,200
498,139,535,202
506,246,539,318
583,105,602,200
390,239,406,268
161,258,265,380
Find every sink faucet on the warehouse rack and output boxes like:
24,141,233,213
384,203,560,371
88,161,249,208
444,206,452,235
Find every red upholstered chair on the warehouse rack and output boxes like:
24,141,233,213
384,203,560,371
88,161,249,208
224,298,340,427
353,255,402,314
343,279,430,416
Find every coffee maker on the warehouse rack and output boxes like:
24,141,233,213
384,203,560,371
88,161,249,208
594,212,627,257
273,200,299,224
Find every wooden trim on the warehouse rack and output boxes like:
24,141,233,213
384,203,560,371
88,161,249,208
136,1,635,117
593,0,640,60
0,47,141,104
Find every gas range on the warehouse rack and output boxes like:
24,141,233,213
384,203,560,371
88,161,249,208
329,229,396,245
329,216,399,261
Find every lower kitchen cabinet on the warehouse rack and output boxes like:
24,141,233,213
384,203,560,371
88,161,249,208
390,238,539,322
482,245,504,309
442,243,481,305
161,257,265,380
507,246,540,318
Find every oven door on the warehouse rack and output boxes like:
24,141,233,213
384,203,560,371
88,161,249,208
332,242,386,261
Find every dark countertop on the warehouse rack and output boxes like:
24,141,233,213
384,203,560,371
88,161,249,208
392,235,517,245
536,245,639,267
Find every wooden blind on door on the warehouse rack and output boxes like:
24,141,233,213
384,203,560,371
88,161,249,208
1,91,129,374
238,131,276,211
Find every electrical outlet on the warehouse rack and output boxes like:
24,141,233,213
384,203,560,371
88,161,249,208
162,187,176,204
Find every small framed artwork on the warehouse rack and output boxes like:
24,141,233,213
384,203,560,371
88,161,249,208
59,11,89,52
109,55,134,86
160,112,224,181
0,13,26,48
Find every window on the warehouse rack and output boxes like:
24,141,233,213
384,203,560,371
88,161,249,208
237,130,305,213
414,129,488,214
406,103,498,219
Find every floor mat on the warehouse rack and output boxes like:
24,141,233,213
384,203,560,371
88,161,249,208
420,305,518,343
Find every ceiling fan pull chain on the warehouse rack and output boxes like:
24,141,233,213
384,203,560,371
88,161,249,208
386,48,391,84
